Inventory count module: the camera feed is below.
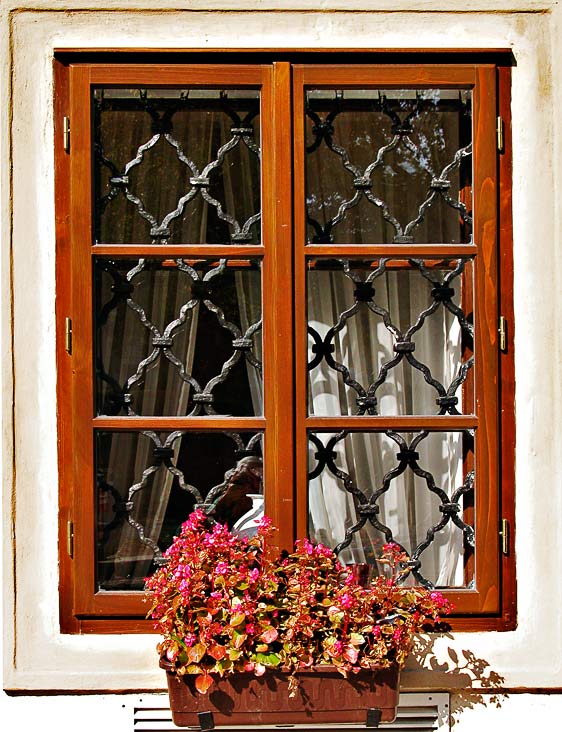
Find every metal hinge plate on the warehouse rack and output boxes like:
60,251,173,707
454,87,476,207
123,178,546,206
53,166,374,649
500,518,510,556
496,115,504,153
67,520,74,558
63,116,70,153
65,317,72,354
499,315,507,352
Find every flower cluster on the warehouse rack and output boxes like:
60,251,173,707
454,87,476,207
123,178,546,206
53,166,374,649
145,511,451,695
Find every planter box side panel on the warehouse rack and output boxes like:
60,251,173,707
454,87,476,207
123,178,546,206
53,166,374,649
163,665,400,726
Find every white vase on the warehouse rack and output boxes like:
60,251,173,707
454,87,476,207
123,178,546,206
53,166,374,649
232,493,265,539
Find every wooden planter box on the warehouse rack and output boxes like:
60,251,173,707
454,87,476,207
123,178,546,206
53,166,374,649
160,657,400,728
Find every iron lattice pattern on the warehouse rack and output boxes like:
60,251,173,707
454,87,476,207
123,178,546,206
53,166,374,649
93,88,261,244
96,257,262,417
97,431,263,577
309,430,475,588
305,90,472,244
308,257,474,417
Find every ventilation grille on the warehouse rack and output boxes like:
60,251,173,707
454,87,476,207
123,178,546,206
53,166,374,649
133,693,449,731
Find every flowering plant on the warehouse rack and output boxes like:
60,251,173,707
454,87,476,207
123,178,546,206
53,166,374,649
146,509,451,696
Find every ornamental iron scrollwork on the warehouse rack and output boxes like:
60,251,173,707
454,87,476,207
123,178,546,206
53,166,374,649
305,90,472,244
97,431,263,571
309,431,474,588
308,257,473,417
96,258,262,417
93,89,261,244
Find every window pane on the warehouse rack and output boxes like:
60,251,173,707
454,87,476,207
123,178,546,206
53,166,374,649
95,257,263,417
96,430,264,591
307,258,474,416
305,89,472,245
93,88,261,245
308,430,474,589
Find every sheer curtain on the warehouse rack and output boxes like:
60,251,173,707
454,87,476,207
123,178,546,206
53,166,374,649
99,105,214,585
307,269,464,584
305,96,467,585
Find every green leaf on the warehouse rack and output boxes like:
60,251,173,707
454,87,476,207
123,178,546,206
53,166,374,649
232,630,247,649
256,652,282,667
349,632,365,646
229,612,246,627
188,643,207,663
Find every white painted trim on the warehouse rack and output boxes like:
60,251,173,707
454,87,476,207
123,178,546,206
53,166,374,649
2,2,562,694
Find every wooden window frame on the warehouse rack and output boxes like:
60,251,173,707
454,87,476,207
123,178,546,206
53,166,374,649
54,52,515,634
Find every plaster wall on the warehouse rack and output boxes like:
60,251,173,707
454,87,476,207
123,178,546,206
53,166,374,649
2,2,562,729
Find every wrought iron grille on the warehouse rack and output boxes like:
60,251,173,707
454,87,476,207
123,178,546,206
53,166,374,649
95,257,262,417
305,89,472,245
96,430,263,590
308,430,475,588
307,258,474,417
93,88,261,245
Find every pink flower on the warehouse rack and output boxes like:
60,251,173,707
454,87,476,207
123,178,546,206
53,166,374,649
215,562,228,575
249,568,260,582
340,592,353,609
245,623,255,634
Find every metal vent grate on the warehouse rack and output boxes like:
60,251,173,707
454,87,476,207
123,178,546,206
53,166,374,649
133,693,449,731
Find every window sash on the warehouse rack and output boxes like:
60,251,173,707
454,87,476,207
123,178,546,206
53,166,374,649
55,58,514,632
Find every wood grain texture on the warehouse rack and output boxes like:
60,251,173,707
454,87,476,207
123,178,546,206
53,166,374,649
295,64,480,88
497,64,517,629
262,61,295,551
56,58,515,632
54,59,79,633
69,64,97,617
472,64,500,614
93,245,265,257
292,65,309,542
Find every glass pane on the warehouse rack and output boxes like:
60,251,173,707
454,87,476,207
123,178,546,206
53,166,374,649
96,430,264,591
95,257,262,416
305,89,472,245
308,430,474,588
93,88,261,245
307,258,474,416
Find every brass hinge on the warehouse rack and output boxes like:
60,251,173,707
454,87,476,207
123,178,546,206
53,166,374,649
499,315,507,352
496,115,504,153
66,520,74,558
65,317,73,354
63,116,70,153
499,518,510,556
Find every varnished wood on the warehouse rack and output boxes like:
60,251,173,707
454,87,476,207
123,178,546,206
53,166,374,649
295,64,480,88
472,65,501,614
262,61,295,552
93,245,265,257
57,58,515,632
54,59,79,633
497,64,517,628
87,64,266,86
293,64,309,542
69,64,98,617
306,416,478,431
93,416,266,430
306,244,478,257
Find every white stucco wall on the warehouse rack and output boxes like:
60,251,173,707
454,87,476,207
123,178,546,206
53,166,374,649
2,1,562,729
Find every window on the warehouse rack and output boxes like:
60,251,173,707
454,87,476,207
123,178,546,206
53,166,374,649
55,55,515,633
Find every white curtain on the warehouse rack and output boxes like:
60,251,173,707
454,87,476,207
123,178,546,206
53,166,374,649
307,268,464,585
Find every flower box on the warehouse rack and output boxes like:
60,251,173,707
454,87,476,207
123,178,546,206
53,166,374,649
160,657,400,727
